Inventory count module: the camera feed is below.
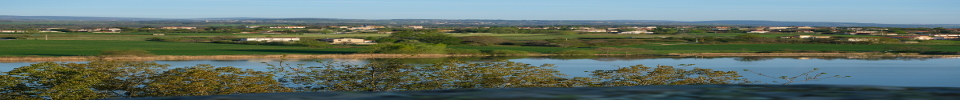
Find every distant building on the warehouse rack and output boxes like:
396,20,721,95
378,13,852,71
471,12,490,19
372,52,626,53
779,35,831,39
161,27,197,29
268,26,306,29
933,36,959,40
888,36,933,40
377,31,395,34
842,37,880,42
747,30,769,33
405,25,424,29
240,37,300,42
619,31,654,34
854,31,878,33
929,34,960,37
0,30,25,33
767,27,790,30
794,26,815,29
575,29,608,33
319,38,376,44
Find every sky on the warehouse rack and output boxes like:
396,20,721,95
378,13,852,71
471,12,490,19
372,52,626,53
2,0,959,24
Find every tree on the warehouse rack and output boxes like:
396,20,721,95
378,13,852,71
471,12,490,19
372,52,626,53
140,65,291,97
416,33,462,45
384,31,461,45
0,61,171,99
652,27,678,34
585,64,752,86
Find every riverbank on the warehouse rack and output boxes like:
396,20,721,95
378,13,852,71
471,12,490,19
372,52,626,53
667,53,960,58
0,54,449,62
0,54,569,62
3,53,960,62
115,85,960,100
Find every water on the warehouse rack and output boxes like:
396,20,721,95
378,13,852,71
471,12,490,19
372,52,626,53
2,57,958,87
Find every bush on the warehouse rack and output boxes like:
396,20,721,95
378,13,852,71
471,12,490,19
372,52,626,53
445,49,483,55
212,40,235,44
552,50,598,55
485,50,530,56
243,41,263,45
99,50,155,57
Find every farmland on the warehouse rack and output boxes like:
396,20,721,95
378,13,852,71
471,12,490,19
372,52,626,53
3,31,960,57
0,40,361,56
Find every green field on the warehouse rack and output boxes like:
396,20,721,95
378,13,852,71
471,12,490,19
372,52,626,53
3,32,960,56
685,33,884,38
2,33,682,41
449,45,592,53
619,44,960,53
497,34,687,40
0,40,361,56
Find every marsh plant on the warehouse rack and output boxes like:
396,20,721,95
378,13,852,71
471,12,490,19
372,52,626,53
0,58,844,99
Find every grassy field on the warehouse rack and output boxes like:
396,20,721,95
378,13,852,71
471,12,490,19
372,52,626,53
448,45,592,53
496,34,688,40
2,40,959,56
618,44,960,53
0,40,361,56
2,33,681,41
685,33,884,38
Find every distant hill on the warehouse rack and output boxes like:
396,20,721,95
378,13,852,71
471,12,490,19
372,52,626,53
0,15,958,28
0,15,168,21
687,20,960,28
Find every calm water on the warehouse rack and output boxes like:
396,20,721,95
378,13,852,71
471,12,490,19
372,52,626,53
2,57,959,87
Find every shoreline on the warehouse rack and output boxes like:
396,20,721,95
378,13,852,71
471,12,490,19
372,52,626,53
667,53,960,58
0,54,552,62
2,53,959,62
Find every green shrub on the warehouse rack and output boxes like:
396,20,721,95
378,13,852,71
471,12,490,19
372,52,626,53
243,41,263,45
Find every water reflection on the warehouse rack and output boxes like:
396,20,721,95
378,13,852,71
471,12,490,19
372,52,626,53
1,56,958,87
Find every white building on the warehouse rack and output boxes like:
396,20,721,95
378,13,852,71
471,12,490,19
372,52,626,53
747,30,769,33
240,37,300,42
268,26,306,29
618,31,654,34
161,27,197,29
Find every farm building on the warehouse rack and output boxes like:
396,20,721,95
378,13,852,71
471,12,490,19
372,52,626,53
319,38,376,44
240,37,300,42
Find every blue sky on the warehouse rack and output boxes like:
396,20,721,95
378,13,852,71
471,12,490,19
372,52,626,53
2,0,958,24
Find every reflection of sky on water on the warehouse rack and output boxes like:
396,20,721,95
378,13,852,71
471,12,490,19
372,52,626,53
1,57,958,87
